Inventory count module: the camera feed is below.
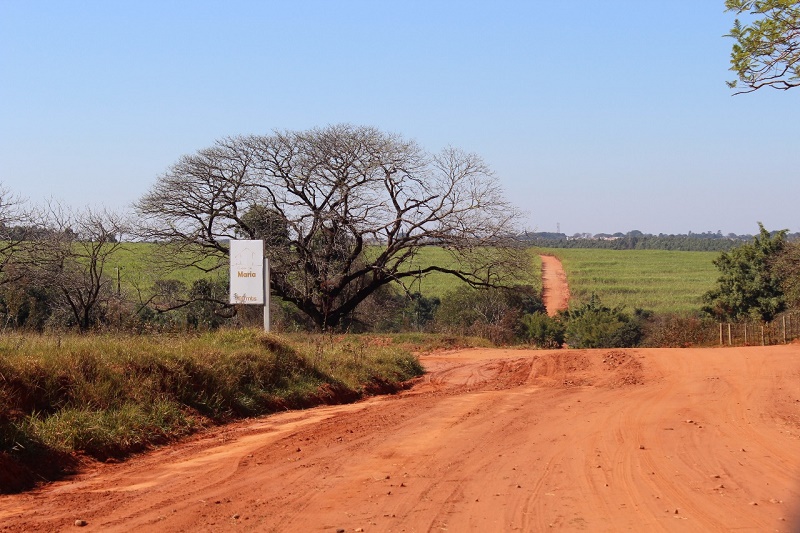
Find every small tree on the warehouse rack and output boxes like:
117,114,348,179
28,205,130,331
702,223,786,322
0,184,29,286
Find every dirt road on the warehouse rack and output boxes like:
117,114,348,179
540,255,570,315
2,345,800,532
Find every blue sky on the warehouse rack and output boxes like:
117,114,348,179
1,1,797,235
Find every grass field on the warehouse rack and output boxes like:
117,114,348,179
402,247,542,299
536,248,720,314
111,244,543,301
111,243,718,315
110,242,224,292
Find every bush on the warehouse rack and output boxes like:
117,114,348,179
641,314,719,347
434,285,544,344
520,312,565,348
563,294,643,348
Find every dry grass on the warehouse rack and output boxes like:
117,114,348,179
0,330,452,490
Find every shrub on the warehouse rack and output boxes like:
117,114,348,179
520,312,565,348
641,314,719,347
563,294,643,348
434,285,544,344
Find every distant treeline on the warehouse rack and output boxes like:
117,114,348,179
518,231,800,251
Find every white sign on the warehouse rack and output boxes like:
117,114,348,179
229,239,265,305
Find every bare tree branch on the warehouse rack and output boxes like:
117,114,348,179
136,125,526,330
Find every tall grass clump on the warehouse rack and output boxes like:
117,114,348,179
0,330,425,492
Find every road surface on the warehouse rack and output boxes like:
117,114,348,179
540,255,570,316
2,345,800,532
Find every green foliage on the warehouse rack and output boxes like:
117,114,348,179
238,205,290,249
702,224,787,322
405,292,441,331
435,284,544,344
520,312,565,348
726,0,800,92
562,294,644,348
185,278,230,329
523,233,744,251
773,240,800,309
0,282,56,330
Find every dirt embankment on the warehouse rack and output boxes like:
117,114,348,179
540,254,570,315
2,345,800,532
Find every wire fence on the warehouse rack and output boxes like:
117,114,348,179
716,312,800,346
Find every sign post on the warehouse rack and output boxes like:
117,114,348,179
229,239,270,332
263,258,270,333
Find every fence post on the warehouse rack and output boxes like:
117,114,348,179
744,322,747,346
719,323,723,346
728,323,732,346
761,324,765,346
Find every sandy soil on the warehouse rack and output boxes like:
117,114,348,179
2,344,800,532
540,255,570,316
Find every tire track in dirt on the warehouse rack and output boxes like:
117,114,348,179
2,346,800,532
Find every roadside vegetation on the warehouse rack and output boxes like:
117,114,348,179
2,128,799,494
0,330,497,492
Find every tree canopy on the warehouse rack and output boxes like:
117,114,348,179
726,0,800,93
702,223,787,322
136,125,526,330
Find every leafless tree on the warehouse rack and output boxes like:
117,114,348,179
0,184,29,284
29,204,130,330
136,124,526,330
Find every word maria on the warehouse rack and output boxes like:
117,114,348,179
237,271,257,278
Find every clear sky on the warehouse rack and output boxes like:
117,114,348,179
1,1,797,236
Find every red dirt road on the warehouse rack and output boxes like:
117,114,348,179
3,345,800,532
540,255,570,316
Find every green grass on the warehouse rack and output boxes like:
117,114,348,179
113,243,717,315
110,242,222,290
113,243,543,301
535,248,719,314
401,246,542,299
